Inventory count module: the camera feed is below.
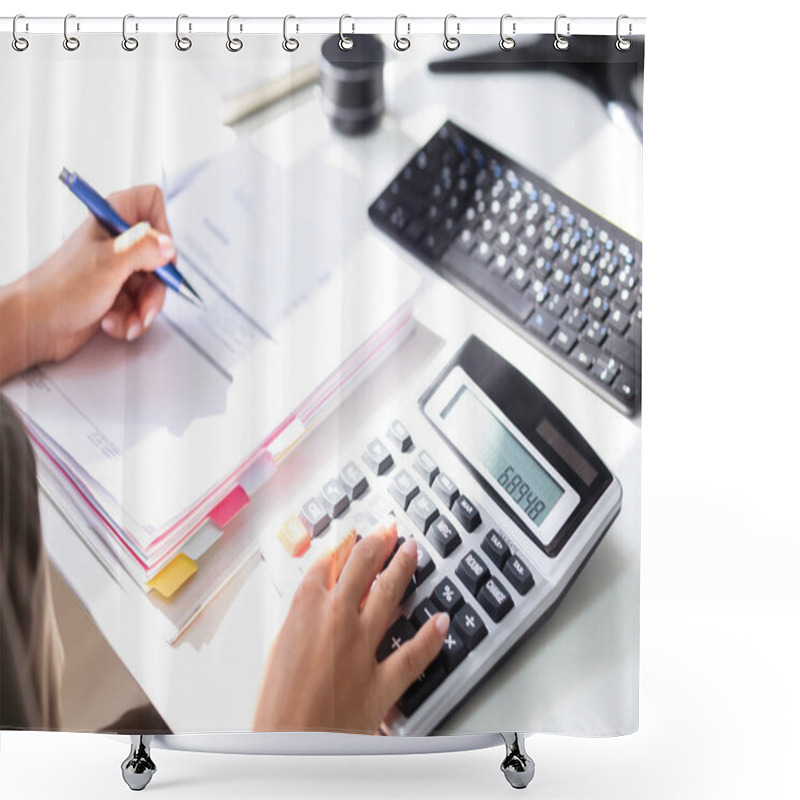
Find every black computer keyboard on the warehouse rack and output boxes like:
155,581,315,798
369,121,642,416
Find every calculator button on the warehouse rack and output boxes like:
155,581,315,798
363,438,394,476
320,479,350,518
481,529,510,568
388,468,420,510
452,604,488,650
432,473,460,508
440,629,468,673
401,576,417,605
432,577,464,615
382,536,405,572
376,616,417,662
413,450,440,485
477,577,514,622
277,515,311,558
387,420,413,452
397,658,447,718
414,540,436,585
300,497,330,538
426,515,462,557
411,597,439,629
456,550,491,596
452,495,481,532
339,461,368,499
503,555,535,595
407,493,439,533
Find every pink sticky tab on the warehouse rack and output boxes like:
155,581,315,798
208,485,249,527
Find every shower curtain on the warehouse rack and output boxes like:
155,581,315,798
0,17,643,748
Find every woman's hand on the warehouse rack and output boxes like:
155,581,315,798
253,519,450,734
0,185,174,382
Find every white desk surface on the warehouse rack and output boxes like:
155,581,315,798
20,35,642,737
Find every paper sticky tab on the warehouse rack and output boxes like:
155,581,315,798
147,553,197,599
208,485,249,527
181,521,223,561
277,515,311,558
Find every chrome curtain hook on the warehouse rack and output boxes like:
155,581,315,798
12,14,29,51
63,14,80,51
394,14,411,51
554,14,570,51
282,15,299,52
616,14,632,51
339,14,354,50
499,14,516,51
121,14,138,51
226,15,243,52
443,14,460,51
175,13,192,51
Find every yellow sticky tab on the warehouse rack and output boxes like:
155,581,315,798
147,553,197,599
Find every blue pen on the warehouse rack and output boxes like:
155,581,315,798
59,168,203,308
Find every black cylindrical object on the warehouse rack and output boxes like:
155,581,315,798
320,34,385,135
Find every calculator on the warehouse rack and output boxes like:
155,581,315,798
266,336,622,736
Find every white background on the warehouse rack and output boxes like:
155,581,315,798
2,1,798,799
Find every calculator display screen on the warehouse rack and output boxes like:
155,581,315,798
440,384,564,526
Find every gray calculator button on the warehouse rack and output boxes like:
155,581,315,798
426,514,461,557
363,438,394,475
388,468,420,510
456,550,490,596
433,472,459,508
411,597,438,630
413,450,440,485
481,529,510,568
301,497,330,538
477,577,514,622
320,478,350,518
440,629,468,673
339,461,368,499
414,540,436,585
503,555,535,595
432,577,464,615
387,420,413,452
453,495,482,532
452,604,488,650
408,492,439,533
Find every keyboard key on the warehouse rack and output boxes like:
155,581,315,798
433,472,460,508
397,658,447,717
526,309,559,340
389,469,420,510
456,550,491,596
432,577,464,615
387,419,413,452
426,515,462,557
276,515,311,558
407,493,439,533
363,438,394,475
376,616,417,662
612,373,637,403
414,540,436,585
572,340,600,370
477,577,515,622
592,355,620,385
452,495,482,532
603,332,640,374
608,307,630,336
300,497,330,538
481,529,510,568
411,597,439,629
452,604,488,650
503,555,535,595
339,461,368,499
413,450,439,485
440,629,468,673
320,478,350,518
552,328,577,354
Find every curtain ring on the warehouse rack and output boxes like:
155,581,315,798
282,15,299,52
394,14,410,51
499,14,516,51
443,14,460,51
339,14,354,50
226,15,243,52
553,14,570,51
616,15,632,51
121,14,138,51
63,14,80,51
12,14,29,51
175,14,192,51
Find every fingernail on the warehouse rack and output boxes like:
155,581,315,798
113,221,151,253
126,321,142,341
143,308,156,329
435,613,450,635
157,233,175,260
100,317,115,335
400,538,418,563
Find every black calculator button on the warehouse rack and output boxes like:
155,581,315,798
382,536,405,572
440,629,468,673
433,472,459,508
387,419,413,452
503,556,535,595
453,495,481,532
456,550,490,596
414,541,436,585
388,468,420,510
339,461,368,499
300,497,330,538
432,577,464,615
401,576,417,605
363,438,394,475
376,616,416,662
408,493,439,533
452,604,488,650
397,658,447,718
481,529,510,568
411,597,439,630
426,515,462,557
320,478,350,518
413,450,440,485
477,577,514,622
